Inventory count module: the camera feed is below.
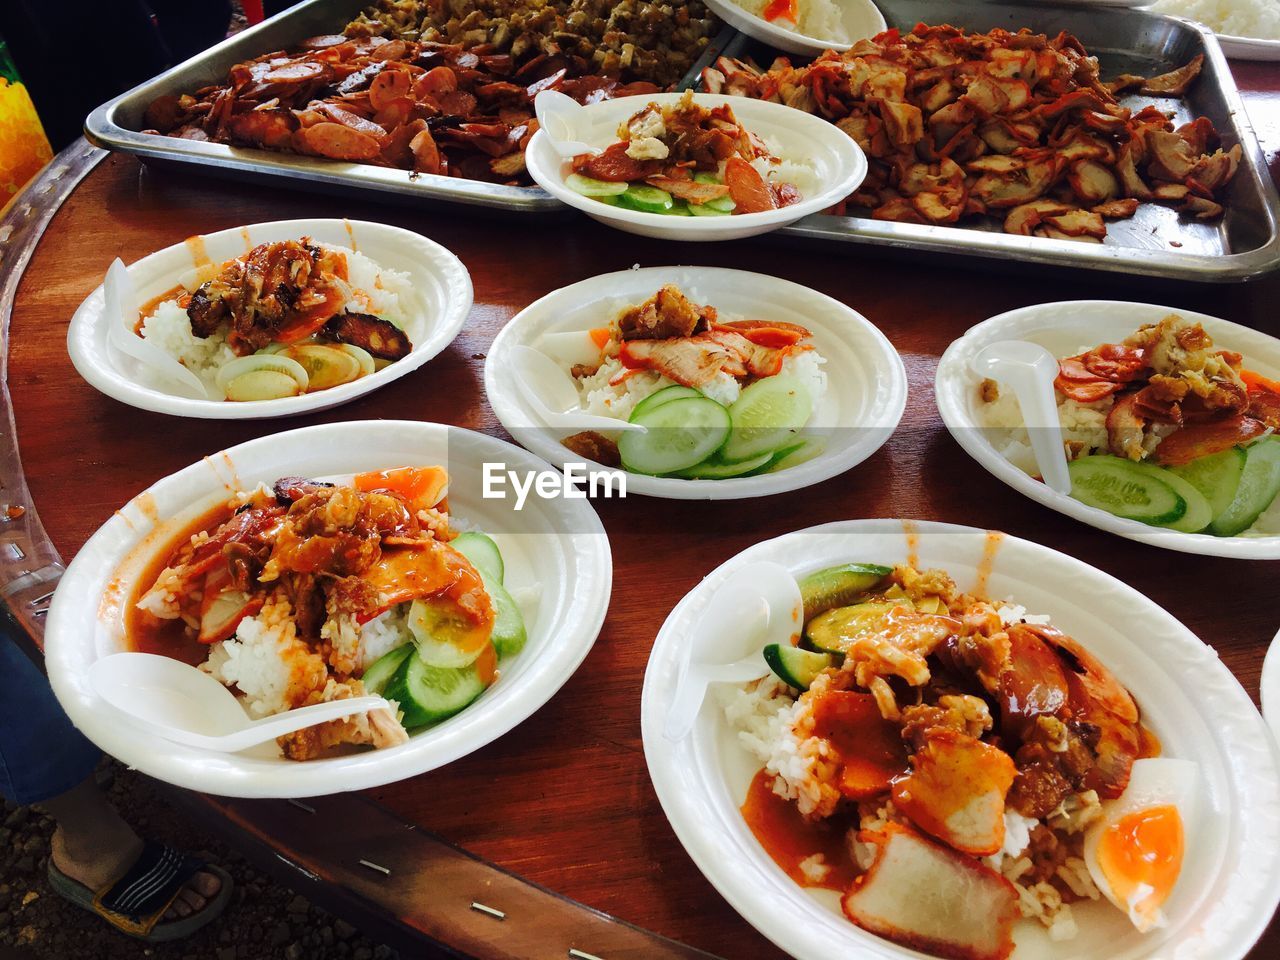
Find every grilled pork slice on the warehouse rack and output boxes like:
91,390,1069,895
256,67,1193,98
842,824,1018,960
891,728,1016,856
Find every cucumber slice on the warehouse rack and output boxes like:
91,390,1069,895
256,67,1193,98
1170,446,1247,522
486,577,528,659
667,201,694,216
408,597,487,668
451,531,504,584
720,375,814,463
382,651,489,729
629,385,702,422
1067,455,1186,526
565,173,628,197
805,601,907,655
617,184,673,213
1130,462,1212,533
360,643,413,696
705,194,736,213
1210,438,1280,537
674,450,774,479
618,396,731,475
763,643,835,690
692,172,722,185
799,563,893,622
687,203,732,217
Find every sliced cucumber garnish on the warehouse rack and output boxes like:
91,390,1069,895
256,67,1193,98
408,597,487,668
688,203,732,217
381,650,490,729
486,578,527,659
1171,446,1247,524
619,395,731,475
616,184,673,214
805,600,907,655
451,531,504,584
799,563,893,622
1130,462,1212,533
763,643,835,691
1067,455,1186,527
361,643,413,696
630,385,702,422
675,451,774,479
566,173,628,197
1210,438,1280,537
720,375,814,463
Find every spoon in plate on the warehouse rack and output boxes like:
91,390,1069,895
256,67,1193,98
104,259,213,401
90,652,392,754
534,91,595,159
971,340,1072,496
511,344,646,434
664,561,803,742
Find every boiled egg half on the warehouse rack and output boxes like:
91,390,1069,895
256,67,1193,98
1083,757,1199,933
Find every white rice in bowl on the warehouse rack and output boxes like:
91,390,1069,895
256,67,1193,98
1151,0,1280,41
732,0,851,42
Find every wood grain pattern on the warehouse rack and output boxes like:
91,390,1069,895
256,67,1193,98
10,65,1280,958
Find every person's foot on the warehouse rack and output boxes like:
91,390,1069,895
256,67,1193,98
50,826,223,921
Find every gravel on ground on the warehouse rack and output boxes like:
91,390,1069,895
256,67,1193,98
0,763,401,960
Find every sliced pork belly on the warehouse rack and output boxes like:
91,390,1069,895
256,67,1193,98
842,823,1018,960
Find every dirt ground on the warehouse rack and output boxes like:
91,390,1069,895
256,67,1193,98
0,764,400,960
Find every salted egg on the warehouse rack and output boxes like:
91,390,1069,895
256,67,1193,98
1083,757,1200,933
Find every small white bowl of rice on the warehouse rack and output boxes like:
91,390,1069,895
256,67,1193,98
484,265,907,500
935,300,1280,559
1151,0,1280,61
525,93,867,242
67,219,472,419
641,519,1280,960
701,0,887,55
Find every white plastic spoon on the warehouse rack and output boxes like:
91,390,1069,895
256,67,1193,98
972,340,1072,495
664,561,804,742
104,259,213,401
511,344,646,434
89,652,393,754
534,90,595,159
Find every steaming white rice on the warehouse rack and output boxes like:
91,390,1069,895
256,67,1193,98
1151,0,1280,41
579,348,827,422
732,0,850,43
138,244,413,396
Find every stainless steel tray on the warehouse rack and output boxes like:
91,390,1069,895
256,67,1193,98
765,0,1280,281
83,0,736,214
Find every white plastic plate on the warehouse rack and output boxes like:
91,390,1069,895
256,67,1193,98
935,299,1280,558
485,265,907,500
699,0,886,56
525,93,867,242
67,219,473,419
642,518,1280,960
45,420,612,798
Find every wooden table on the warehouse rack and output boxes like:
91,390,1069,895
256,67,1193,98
6,61,1280,959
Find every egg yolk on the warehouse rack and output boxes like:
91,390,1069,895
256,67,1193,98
1097,804,1185,929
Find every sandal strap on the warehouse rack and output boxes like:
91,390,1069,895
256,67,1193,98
92,841,203,937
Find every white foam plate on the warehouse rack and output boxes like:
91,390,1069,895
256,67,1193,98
484,265,907,500
1264,627,1280,744
1216,34,1280,61
67,219,473,419
45,420,612,798
935,300,1280,558
642,519,1280,960
525,93,867,241
699,0,886,56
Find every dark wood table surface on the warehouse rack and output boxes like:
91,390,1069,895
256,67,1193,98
9,60,1280,960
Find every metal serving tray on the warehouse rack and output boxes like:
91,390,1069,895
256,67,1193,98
83,0,737,214
764,0,1280,281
